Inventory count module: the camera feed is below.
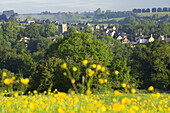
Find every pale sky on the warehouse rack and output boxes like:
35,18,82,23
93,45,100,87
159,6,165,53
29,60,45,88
0,0,170,14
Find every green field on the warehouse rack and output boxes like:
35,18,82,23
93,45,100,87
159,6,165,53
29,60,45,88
0,90,169,113
137,12,170,17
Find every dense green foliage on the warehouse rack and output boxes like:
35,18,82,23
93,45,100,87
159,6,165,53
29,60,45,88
130,40,170,89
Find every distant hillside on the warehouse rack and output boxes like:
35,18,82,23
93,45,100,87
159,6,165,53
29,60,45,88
137,12,170,17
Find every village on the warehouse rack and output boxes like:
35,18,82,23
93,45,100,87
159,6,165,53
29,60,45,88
17,18,170,48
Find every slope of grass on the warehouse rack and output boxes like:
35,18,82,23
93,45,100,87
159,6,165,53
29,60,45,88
137,12,170,17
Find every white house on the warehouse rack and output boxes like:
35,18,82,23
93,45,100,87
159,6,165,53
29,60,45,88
136,34,154,44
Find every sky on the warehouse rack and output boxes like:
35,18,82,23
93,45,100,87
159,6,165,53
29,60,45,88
0,0,170,14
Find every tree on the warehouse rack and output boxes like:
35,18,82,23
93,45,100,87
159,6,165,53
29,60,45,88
152,8,157,12
83,25,92,34
0,14,8,22
130,40,170,90
163,7,168,12
29,57,67,92
1,21,20,44
142,8,146,13
157,8,162,12
145,8,150,13
94,8,101,15
45,32,113,66
24,23,40,38
8,13,18,22
27,37,51,53
39,23,57,37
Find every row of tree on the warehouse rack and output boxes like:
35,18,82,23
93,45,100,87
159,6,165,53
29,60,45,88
132,7,170,13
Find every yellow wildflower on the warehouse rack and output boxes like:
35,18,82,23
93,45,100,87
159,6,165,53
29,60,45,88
122,83,126,88
82,60,88,66
50,97,56,103
115,70,119,75
104,79,107,83
71,79,75,84
99,79,104,84
21,78,29,85
148,86,154,91
6,101,11,107
8,108,14,112
4,78,11,85
131,88,136,94
101,67,105,72
72,67,77,71
96,65,101,70
14,92,18,98
58,92,66,98
2,72,7,77
100,106,106,112
86,90,92,95
92,64,96,68
60,62,67,69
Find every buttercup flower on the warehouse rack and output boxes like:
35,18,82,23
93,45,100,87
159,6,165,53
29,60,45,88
148,86,154,91
82,60,88,66
73,67,77,71
115,70,119,75
60,62,67,69
2,72,7,77
4,78,11,85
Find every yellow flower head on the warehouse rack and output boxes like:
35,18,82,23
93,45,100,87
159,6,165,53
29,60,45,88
21,78,29,85
88,69,95,76
101,67,105,72
86,90,92,95
72,67,77,71
60,62,67,69
41,103,46,109
58,92,67,98
14,92,19,98
92,64,96,68
2,72,7,77
4,78,11,85
6,101,12,107
114,90,122,96
33,90,37,94
50,97,56,103
8,108,14,113
148,86,154,91
122,83,126,88
98,79,104,84
115,70,119,75
131,88,136,94
71,79,75,84
96,65,101,70
82,60,88,66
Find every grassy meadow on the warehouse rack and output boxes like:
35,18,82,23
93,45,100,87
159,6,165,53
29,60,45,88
0,90,170,113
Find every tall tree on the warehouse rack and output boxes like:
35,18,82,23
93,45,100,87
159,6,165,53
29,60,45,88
130,40,170,90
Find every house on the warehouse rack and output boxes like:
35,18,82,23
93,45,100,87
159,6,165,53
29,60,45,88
158,35,170,44
94,24,100,30
115,35,123,40
115,35,130,44
120,36,130,44
136,34,154,44
26,19,35,24
103,25,108,29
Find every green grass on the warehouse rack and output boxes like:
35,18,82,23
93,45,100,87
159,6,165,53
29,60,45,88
137,12,170,17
